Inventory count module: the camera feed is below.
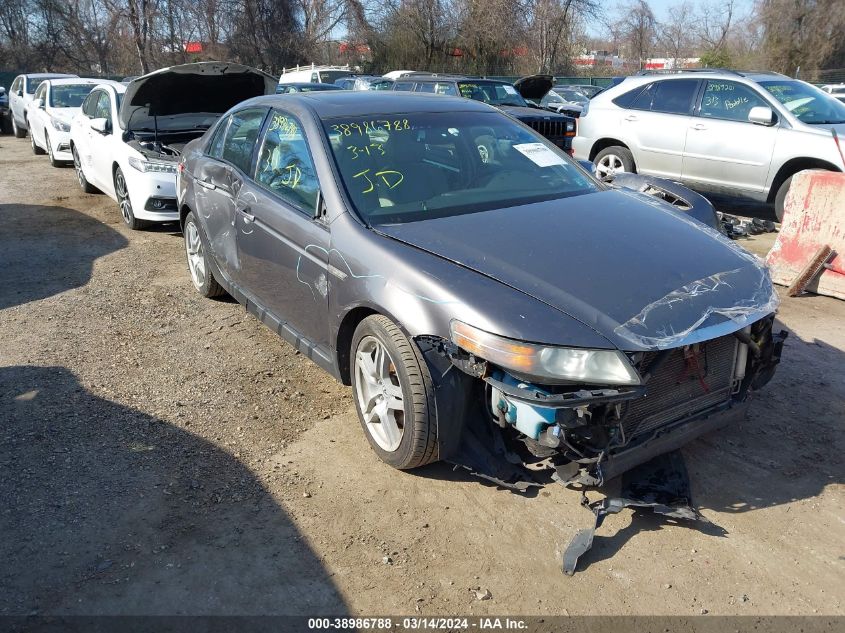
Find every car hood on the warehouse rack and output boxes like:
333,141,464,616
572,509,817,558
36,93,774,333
513,74,554,100
119,61,277,129
498,104,570,120
375,189,778,351
50,108,79,122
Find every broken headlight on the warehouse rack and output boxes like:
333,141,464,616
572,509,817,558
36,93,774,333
450,320,641,385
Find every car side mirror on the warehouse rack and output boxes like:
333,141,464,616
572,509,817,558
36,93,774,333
90,117,110,134
16,89,23,97
748,106,775,126
0,87,6,96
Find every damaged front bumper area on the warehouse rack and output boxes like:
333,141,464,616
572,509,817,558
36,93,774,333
438,315,786,488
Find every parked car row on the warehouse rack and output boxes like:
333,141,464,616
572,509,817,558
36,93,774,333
7,61,788,488
573,69,845,221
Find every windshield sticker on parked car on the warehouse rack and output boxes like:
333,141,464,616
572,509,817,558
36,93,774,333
331,120,410,137
346,143,385,160
269,113,299,136
513,142,567,167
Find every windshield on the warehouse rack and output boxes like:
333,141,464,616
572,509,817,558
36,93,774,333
323,111,597,224
319,71,350,84
760,80,845,124
457,82,527,107
554,88,589,103
50,83,96,108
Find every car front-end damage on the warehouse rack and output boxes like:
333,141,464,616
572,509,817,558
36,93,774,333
408,249,786,490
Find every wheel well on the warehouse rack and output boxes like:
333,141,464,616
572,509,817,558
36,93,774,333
768,158,842,202
335,307,378,385
179,204,192,230
589,138,630,162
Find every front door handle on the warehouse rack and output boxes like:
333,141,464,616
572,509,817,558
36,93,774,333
624,114,639,122
197,178,216,190
691,123,707,131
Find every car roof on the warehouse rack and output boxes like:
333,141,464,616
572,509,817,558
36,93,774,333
23,73,78,80
281,82,336,87
401,75,503,84
248,90,495,118
44,77,107,86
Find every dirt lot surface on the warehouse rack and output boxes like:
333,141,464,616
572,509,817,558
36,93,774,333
1,135,843,617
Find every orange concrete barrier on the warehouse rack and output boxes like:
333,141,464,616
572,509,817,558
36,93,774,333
766,170,845,300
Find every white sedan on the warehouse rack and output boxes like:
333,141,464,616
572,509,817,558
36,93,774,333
69,62,276,230
27,78,102,166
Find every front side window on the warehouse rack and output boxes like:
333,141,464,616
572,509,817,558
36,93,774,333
95,92,112,123
393,81,415,92
34,84,47,103
760,80,845,124
323,111,598,224
50,83,96,108
416,83,436,94
254,110,320,213
434,82,457,96
11,77,21,93
699,80,770,122
220,108,267,173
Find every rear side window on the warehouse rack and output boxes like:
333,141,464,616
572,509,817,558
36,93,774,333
254,110,319,213
208,116,230,158
650,80,698,115
627,80,698,115
434,83,457,96
220,108,267,173
393,81,415,91
415,83,436,93
612,85,645,108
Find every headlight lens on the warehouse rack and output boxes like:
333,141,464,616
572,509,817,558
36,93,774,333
51,117,70,132
128,156,177,174
450,320,641,385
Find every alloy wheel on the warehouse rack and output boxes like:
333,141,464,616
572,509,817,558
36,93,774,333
184,221,207,289
73,147,85,188
114,169,133,224
595,153,626,179
354,336,405,452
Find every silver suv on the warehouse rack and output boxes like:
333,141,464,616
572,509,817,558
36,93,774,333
573,70,845,221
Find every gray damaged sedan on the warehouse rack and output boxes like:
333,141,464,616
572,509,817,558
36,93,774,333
176,92,785,487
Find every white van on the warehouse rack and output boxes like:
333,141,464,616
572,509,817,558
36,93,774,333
278,64,351,85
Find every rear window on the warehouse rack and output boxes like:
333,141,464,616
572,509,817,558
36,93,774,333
50,84,96,108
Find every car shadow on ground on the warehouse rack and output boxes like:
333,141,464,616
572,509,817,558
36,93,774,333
0,365,348,615
0,204,128,311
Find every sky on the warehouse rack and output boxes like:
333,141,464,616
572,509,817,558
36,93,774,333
586,0,754,38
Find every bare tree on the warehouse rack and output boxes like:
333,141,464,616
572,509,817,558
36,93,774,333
656,1,694,67
615,0,655,69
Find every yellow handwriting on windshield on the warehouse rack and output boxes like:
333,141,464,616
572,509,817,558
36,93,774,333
353,168,404,193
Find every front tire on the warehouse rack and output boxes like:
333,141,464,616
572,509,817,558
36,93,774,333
183,211,225,298
351,315,438,470
46,134,62,167
594,146,636,180
114,166,147,230
774,175,793,223
12,116,26,138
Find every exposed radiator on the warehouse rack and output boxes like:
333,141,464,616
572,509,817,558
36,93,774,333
622,335,739,437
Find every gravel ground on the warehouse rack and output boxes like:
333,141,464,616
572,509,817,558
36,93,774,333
0,135,843,617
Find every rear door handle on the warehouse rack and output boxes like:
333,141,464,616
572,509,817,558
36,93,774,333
624,114,639,122
237,204,254,223
691,123,707,131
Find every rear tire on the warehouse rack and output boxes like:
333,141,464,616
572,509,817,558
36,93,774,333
774,175,793,223
594,146,636,180
350,315,438,470
183,211,225,298
72,145,100,193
